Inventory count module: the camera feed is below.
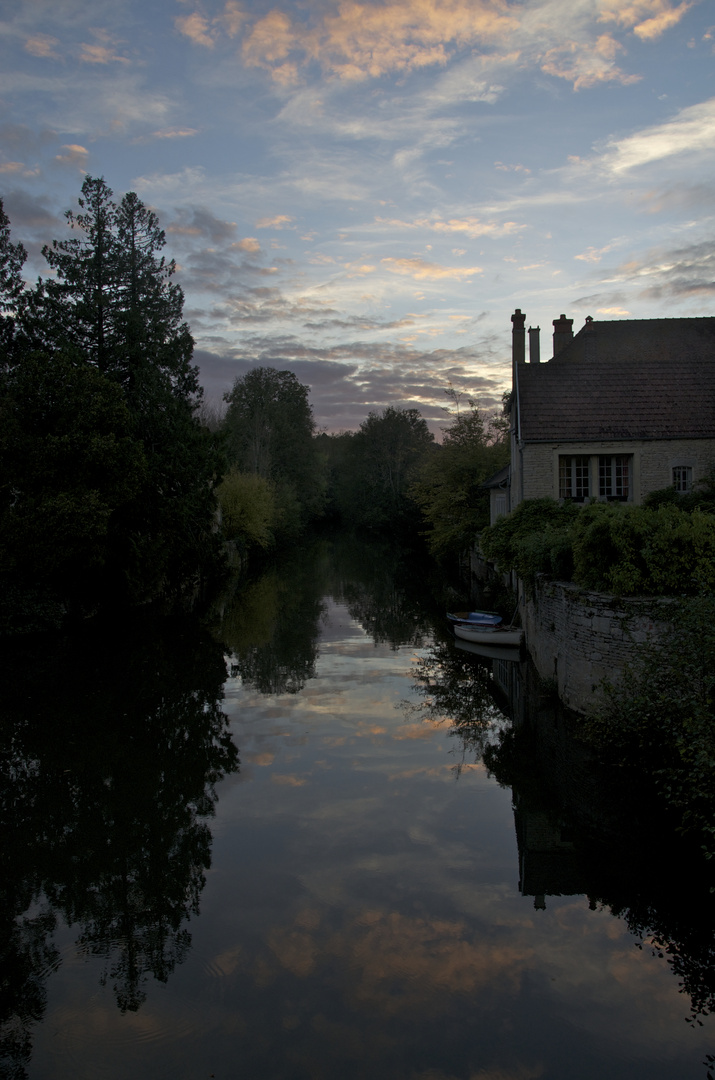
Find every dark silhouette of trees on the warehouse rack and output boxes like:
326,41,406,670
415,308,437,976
332,406,435,537
0,179,223,630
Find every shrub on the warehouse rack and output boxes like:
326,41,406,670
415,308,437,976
216,468,276,552
480,498,578,585
572,503,715,596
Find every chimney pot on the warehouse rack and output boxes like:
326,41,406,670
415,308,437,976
512,308,526,365
552,314,574,356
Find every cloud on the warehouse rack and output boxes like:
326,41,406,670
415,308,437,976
540,33,640,90
376,215,524,239
167,206,238,243
79,43,131,65
151,127,199,140
24,34,61,60
256,214,293,229
54,143,89,167
232,237,261,254
604,97,715,174
616,237,715,298
240,1,518,84
599,0,695,40
175,13,216,48
575,240,622,263
382,256,483,280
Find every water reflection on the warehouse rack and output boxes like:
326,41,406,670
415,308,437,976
0,615,238,1075
216,536,438,697
436,643,715,1034
3,538,715,1079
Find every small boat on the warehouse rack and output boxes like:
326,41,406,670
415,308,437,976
446,609,502,626
452,622,524,647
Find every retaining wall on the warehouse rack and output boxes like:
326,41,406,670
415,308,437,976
521,579,672,715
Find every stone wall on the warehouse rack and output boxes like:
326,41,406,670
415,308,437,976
521,578,673,715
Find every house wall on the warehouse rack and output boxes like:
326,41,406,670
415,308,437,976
521,579,672,715
513,437,715,506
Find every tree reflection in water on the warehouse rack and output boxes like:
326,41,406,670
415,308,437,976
218,557,326,694
329,534,434,650
0,614,238,1076
405,636,504,773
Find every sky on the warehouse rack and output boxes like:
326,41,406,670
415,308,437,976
1,0,714,434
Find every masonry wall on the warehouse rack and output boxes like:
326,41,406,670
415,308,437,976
515,437,715,505
521,579,673,715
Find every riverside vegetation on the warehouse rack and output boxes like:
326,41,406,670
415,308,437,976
0,177,508,634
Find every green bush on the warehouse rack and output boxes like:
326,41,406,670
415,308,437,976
216,468,276,552
480,498,578,585
572,503,715,596
482,497,715,597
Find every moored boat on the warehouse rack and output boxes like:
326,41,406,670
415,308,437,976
452,622,524,647
446,610,502,626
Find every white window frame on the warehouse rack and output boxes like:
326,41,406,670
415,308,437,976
672,465,693,493
559,455,590,502
599,455,632,502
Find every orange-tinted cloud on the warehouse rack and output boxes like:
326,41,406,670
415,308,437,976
599,0,694,40
24,34,61,60
241,0,518,83
541,33,641,90
176,12,216,48
377,215,523,239
255,214,293,229
232,237,262,253
382,257,483,280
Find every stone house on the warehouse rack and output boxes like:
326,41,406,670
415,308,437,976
491,309,715,521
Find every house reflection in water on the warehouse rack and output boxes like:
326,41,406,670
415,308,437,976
484,649,589,910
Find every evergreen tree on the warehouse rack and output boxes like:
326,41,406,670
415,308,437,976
0,199,27,357
1,178,222,625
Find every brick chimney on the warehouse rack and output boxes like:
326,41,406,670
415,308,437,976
528,325,540,363
552,314,573,356
512,308,526,364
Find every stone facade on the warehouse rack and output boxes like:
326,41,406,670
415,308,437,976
513,437,715,506
521,578,672,715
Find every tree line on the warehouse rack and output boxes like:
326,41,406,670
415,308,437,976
0,177,508,634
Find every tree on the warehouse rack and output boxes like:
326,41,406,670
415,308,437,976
2,177,222,621
222,367,323,533
0,350,146,623
336,406,435,535
0,199,27,357
411,396,510,560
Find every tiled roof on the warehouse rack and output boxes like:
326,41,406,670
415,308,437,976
517,317,715,441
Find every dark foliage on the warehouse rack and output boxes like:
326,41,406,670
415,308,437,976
0,179,223,630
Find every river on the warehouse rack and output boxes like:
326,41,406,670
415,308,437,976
1,534,714,1079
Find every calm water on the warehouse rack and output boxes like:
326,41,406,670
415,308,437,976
2,536,715,1079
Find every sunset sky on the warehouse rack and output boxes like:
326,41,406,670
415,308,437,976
2,0,714,432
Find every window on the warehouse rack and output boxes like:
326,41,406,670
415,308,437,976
494,494,507,519
559,456,590,501
673,465,692,493
599,455,631,501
